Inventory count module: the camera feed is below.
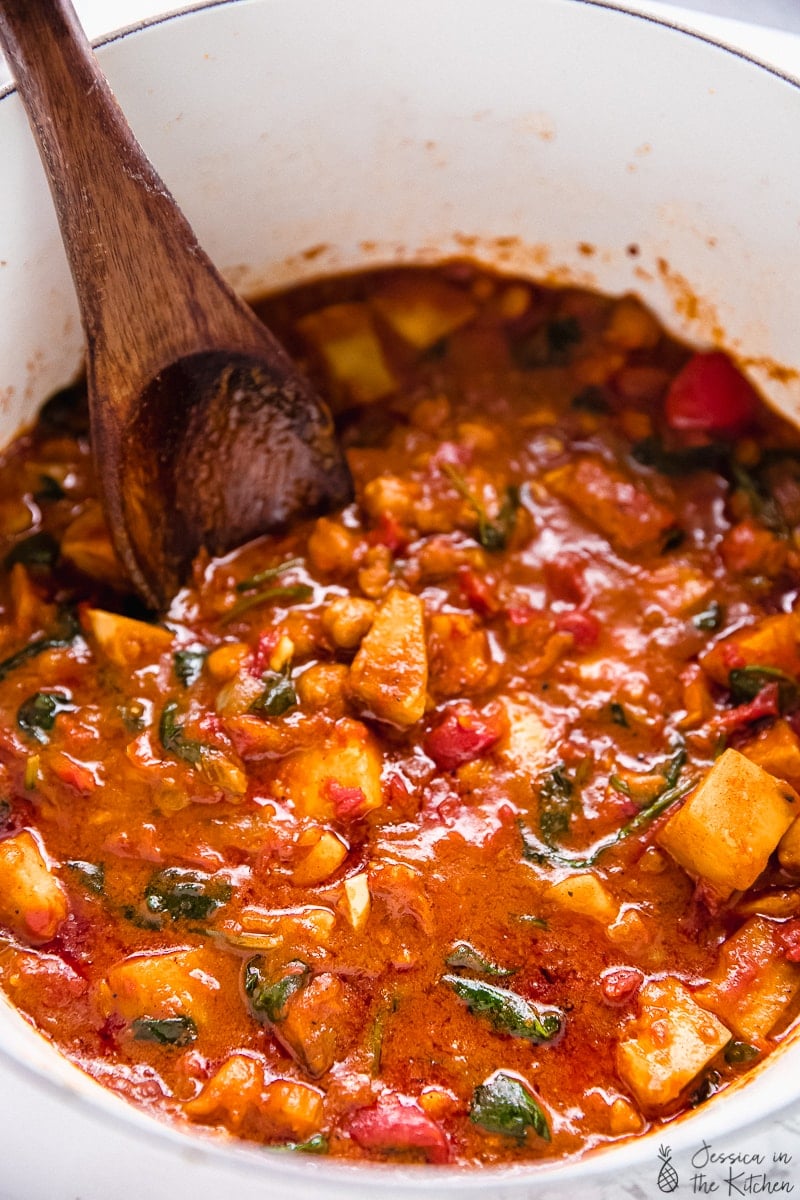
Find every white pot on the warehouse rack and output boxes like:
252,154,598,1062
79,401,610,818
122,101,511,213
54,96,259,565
1,1,800,1196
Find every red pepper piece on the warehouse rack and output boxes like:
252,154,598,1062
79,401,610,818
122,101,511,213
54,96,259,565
714,683,780,734
554,609,600,650
368,512,408,555
665,351,760,434
424,703,503,772
458,566,500,617
249,630,279,678
778,919,800,963
348,1095,451,1164
324,778,368,820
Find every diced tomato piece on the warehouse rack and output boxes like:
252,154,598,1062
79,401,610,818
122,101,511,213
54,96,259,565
777,919,800,963
665,351,760,434
554,609,600,650
424,703,503,771
249,630,280,678
50,753,96,794
348,1095,451,1163
458,566,500,617
601,967,643,1004
714,683,780,734
543,554,588,605
324,778,369,820
368,512,408,555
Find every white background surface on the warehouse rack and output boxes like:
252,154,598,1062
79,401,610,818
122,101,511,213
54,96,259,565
2,1,800,1197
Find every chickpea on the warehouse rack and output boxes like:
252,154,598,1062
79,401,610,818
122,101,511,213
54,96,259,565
603,295,661,350
322,596,376,649
358,545,392,598
296,662,350,715
362,474,415,522
308,517,361,574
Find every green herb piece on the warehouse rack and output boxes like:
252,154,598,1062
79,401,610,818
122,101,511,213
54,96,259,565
470,1071,551,1142
690,1069,722,1108
222,583,313,625
244,957,311,1024
571,386,609,415
236,557,305,593
4,531,60,570
66,860,105,894
725,1040,760,1065
275,1133,329,1155
512,914,549,930
0,610,80,683
537,764,575,847
693,601,724,632
441,463,520,552
158,700,206,766
250,672,298,718
445,941,516,977
729,461,785,533
144,867,231,923
631,438,729,477
17,691,72,743
173,648,207,688
33,475,66,503
131,1015,197,1047
442,974,563,1044
728,664,799,711
609,774,633,797
521,745,693,870
610,702,629,728
512,316,582,369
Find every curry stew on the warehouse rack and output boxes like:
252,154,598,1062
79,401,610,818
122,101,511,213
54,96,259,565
1,264,800,1166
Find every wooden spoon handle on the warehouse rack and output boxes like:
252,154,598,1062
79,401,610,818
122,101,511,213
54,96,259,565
0,0,269,395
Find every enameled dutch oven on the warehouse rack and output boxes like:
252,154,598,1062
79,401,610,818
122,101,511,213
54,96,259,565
1,2,800,1196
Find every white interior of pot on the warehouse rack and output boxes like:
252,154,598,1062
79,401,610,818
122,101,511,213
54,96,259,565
1,0,800,1194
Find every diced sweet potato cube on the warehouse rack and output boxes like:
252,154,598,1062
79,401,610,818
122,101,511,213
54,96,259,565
544,456,675,552
350,588,428,726
657,749,798,898
371,275,476,350
292,829,349,886
274,718,383,820
184,1054,265,1129
779,821,800,873
616,977,730,1110
60,501,127,587
742,720,800,790
297,302,397,404
85,607,174,667
700,612,800,686
262,1078,324,1140
546,873,618,925
499,697,553,777
426,611,492,699
98,947,221,1027
277,972,357,1077
695,917,800,1041
0,831,68,945
340,872,371,931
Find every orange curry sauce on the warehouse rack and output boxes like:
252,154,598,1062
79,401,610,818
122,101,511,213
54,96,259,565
0,264,800,1166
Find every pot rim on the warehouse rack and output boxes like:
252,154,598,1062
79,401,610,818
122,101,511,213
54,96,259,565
0,0,799,1189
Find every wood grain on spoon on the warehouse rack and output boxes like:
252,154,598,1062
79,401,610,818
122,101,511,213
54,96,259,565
0,0,353,609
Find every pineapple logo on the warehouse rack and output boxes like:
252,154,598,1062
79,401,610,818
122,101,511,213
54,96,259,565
657,1144,679,1193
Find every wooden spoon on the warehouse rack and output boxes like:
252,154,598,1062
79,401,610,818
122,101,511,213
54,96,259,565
0,0,353,609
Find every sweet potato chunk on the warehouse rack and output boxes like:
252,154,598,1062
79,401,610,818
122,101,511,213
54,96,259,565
657,749,798,897
742,719,800,790
349,588,428,726
98,947,221,1027
695,917,800,1041
277,972,357,1077
544,456,674,552
85,607,174,667
546,873,618,926
371,275,476,350
499,697,553,778
0,831,68,945
262,1078,325,1140
700,611,800,686
616,978,730,1110
184,1054,265,1129
426,611,492,698
274,718,383,820
297,302,397,404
